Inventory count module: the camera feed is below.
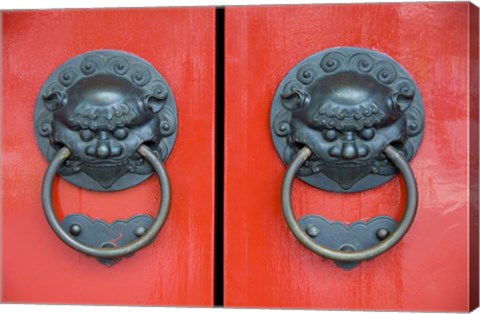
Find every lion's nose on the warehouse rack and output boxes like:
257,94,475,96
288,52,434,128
84,131,124,159
95,142,111,159
328,131,360,160
340,142,358,160
84,131,109,158
85,142,111,158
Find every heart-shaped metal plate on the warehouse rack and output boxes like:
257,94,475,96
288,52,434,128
61,214,155,266
298,215,398,270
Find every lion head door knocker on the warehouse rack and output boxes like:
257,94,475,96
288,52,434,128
34,50,178,266
270,47,424,270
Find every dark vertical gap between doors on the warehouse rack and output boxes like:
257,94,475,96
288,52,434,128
214,7,225,307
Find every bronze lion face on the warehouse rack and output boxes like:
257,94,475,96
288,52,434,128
271,48,424,192
35,51,177,191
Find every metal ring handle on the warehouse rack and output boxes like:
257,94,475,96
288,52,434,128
42,144,171,259
281,145,418,262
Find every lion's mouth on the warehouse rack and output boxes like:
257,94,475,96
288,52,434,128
322,159,373,167
306,154,373,168
81,158,131,168
76,150,144,167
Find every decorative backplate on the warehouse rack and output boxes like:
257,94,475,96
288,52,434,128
34,50,177,191
271,47,424,192
61,214,155,266
299,215,398,270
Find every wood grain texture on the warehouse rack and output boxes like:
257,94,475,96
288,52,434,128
2,8,215,305
224,3,474,311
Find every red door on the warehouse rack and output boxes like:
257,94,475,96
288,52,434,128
224,3,478,312
2,8,216,305
2,3,479,311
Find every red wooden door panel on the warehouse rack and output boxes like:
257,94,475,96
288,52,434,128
224,3,478,311
2,8,216,305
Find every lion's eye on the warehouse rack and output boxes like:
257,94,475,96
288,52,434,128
80,129,94,141
113,128,128,140
323,129,337,142
359,128,375,140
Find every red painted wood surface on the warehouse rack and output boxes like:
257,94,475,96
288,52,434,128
2,8,216,305
224,3,478,311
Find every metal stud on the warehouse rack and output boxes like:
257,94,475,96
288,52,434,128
305,224,320,237
69,224,82,236
135,226,147,237
376,228,390,241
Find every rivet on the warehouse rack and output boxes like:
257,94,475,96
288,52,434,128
69,224,82,236
305,224,320,237
135,226,147,237
376,228,390,241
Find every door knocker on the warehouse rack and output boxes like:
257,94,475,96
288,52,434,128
270,47,424,269
34,50,178,266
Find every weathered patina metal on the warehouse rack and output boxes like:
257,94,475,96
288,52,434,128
272,48,423,269
36,50,176,265
42,145,171,265
281,145,418,268
271,47,424,192
62,214,155,266
299,215,398,270
34,50,178,191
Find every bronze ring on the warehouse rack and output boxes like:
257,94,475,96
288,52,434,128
281,145,418,262
42,144,171,258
